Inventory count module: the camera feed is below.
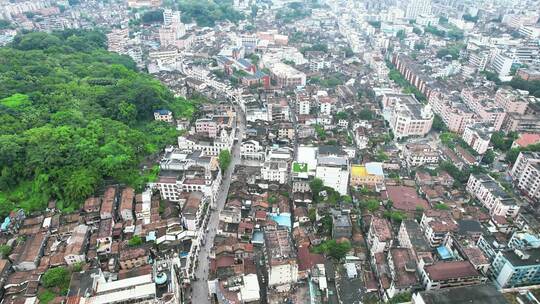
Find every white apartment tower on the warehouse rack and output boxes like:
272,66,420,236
511,152,540,202
405,0,431,20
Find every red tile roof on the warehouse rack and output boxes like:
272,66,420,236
425,260,479,281
514,133,540,148
387,186,429,211
297,246,325,271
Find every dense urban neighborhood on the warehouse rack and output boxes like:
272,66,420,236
1,0,540,304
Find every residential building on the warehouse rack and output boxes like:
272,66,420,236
466,174,520,218
404,143,439,167
419,260,486,290
181,192,208,231
403,0,431,19
491,54,514,81
491,247,540,288
13,233,48,272
261,160,289,184
495,87,535,115
367,217,393,254
386,248,420,300
428,92,476,133
64,224,89,266
462,123,493,155
384,94,433,139
333,214,352,239
398,219,431,257
119,248,147,270
267,62,306,87
350,162,385,187
154,109,173,123
120,187,134,222
420,210,458,248
510,152,540,201
264,229,298,292
315,156,350,195
412,284,509,304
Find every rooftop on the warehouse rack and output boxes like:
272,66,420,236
417,283,509,304
425,260,480,281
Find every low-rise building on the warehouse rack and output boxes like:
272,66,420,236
154,109,173,123
466,174,520,218
404,143,439,168
419,260,485,290
315,156,350,195
64,224,89,266
332,214,352,239
264,229,298,292
367,217,393,254
350,162,384,187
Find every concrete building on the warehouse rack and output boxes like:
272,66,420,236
367,217,393,255
510,152,540,202
350,162,385,187
491,53,514,82
154,109,173,123
64,224,89,266
419,260,485,290
264,229,298,292
495,87,535,115
412,284,509,304
332,214,352,239
462,123,493,155
267,62,306,87
404,0,431,19
466,174,520,218
491,247,540,288
404,143,439,167
384,94,433,139
315,156,350,195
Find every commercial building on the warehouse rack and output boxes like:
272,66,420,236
267,62,306,87
510,152,540,202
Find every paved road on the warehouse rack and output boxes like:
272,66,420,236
190,106,246,304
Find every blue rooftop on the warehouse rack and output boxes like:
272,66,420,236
154,109,171,115
1,217,10,231
365,162,384,176
437,246,453,260
270,213,291,230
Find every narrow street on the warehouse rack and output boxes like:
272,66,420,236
189,105,246,304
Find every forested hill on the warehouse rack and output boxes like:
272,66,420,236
0,30,195,216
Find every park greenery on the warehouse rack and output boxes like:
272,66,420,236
276,2,312,23
165,0,245,27
0,30,197,217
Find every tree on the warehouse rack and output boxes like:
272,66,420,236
0,245,12,258
358,109,374,120
313,240,351,260
308,208,316,222
128,235,143,246
42,267,70,289
482,149,495,165
218,150,232,172
432,115,448,132
396,30,406,40
309,178,324,196
362,199,380,212
413,27,422,35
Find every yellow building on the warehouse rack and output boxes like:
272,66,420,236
350,163,385,187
